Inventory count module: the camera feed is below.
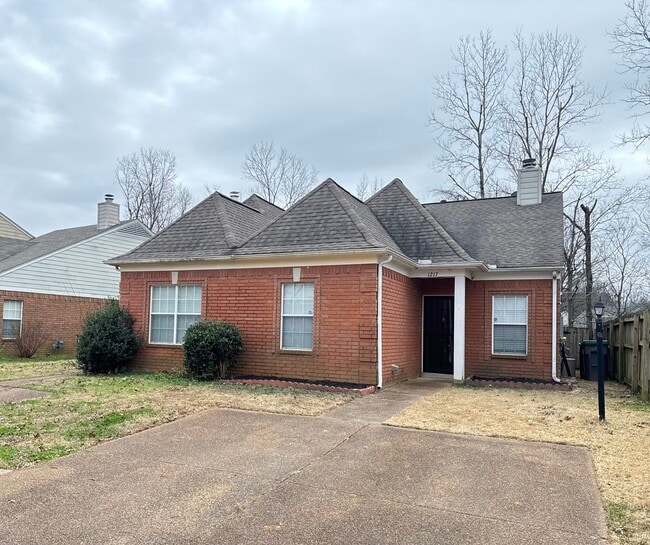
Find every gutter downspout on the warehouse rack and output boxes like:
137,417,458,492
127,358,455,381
552,271,561,383
377,254,393,389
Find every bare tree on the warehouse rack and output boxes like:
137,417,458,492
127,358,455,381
429,30,508,199
598,213,649,317
610,0,650,147
502,31,608,193
115,148,192,233
242,141,318,208
356,172,385,201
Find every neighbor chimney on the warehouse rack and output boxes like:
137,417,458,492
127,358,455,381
516,157,542,206
97,194,120,229
229,191,240,201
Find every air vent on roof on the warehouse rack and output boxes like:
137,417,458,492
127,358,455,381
230,191,240,201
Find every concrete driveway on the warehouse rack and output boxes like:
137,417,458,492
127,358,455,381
0,398,606,544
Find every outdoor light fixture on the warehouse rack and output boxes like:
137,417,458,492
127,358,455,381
594,298,605,318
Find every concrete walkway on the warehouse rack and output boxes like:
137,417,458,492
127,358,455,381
0,380,607,544
0,372,78,404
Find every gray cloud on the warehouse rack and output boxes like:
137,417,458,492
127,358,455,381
0,0,642,235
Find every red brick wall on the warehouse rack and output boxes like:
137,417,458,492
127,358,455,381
119,265,379,385
465,279,559,381
381,269,421,385
0,290,105,356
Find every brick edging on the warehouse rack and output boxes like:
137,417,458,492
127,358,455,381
224,378,376,396
465,378,572,391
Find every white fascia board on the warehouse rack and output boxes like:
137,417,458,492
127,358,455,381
116,249,386,272
472,267,562,281
410,263,484,279
0,223,142,278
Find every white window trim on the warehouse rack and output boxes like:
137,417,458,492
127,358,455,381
280,283,314,351
491,294,528,356
149,285,201,345
2,300,23,340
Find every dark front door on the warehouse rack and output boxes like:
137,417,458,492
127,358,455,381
423,296,454,374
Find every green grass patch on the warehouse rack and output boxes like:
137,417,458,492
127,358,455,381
607,501,633,538
64,408,156,441
0,358,77,381
0,371,348,470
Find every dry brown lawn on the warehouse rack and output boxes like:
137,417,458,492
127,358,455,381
386,381,650,545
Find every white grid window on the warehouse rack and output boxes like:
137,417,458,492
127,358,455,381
281,283,314,350
150,285,201,344
2,300,23,340
492,295,528,355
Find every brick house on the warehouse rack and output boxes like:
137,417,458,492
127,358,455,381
109,160,564,386
0,196,151,356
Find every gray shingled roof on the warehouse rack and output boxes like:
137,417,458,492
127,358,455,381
234,180,406,257
242,194,284,219
366,179,476,264
109,178,564,270
0,237,31,262
424,192,564,268
0,222,145,275
109,192,275,264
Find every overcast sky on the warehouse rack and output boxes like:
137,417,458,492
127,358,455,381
0,0,645,235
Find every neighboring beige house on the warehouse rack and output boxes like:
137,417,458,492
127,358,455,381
0,196,152,355
0,212,33,241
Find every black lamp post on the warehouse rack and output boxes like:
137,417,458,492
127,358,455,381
594,298,606,422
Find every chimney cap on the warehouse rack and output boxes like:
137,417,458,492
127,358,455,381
522,157,537,169
104,194,115,202
229,191,240,201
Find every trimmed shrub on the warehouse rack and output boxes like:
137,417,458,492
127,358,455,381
76,300,141,374
183,320,243,380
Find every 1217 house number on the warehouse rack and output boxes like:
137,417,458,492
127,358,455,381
427,272,439,278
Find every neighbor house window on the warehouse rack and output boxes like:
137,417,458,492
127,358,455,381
2,300,23,339
281,283,314,350
149,285,201,344
492,295,528,355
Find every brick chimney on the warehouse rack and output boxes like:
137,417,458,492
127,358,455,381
517,158,542,206
97,194,120,229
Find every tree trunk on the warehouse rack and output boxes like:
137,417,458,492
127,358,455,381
581,203,595,338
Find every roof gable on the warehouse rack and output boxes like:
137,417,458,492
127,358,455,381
366,179,474,264
110,192,273,263
0,212,33,240
235,179,393,255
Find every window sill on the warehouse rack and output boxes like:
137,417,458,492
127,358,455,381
279,349,313,355
491,353,528,360
146,343,184,349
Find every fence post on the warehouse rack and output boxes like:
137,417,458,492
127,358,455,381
638,312,650,401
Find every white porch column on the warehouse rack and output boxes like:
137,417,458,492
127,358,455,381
453,275,466,381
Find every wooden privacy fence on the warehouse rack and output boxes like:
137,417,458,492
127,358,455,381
604,311,650,401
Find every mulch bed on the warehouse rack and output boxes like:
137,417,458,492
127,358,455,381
224,375,376,396
467,376,573,391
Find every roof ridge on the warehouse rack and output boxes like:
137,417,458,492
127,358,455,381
234,179,335,252
214,193,239,249
391,179,476,262
326,182,382,248
243,193,285,211
365,177,400,204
